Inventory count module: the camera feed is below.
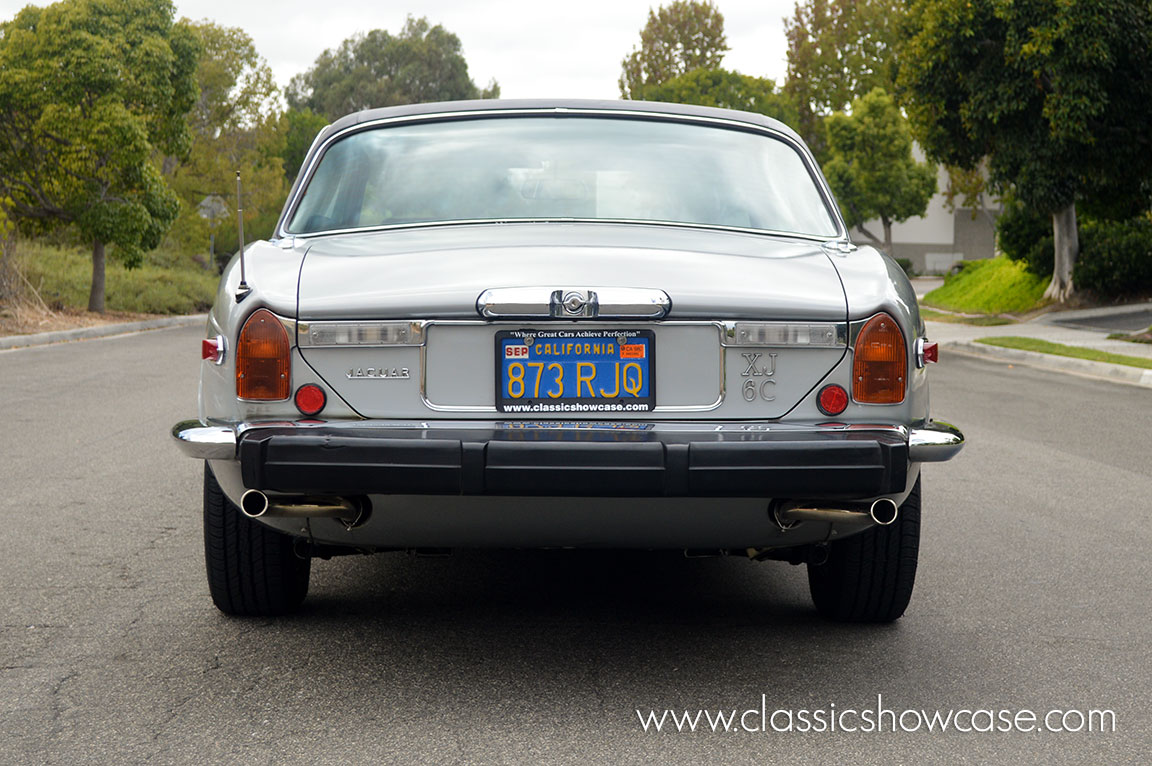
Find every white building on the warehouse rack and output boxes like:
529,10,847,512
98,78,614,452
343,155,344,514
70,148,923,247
860,164,999,274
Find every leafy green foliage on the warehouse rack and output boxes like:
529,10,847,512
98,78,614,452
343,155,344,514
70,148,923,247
280,108,330,183
898,0,1152,217
897,0,1152,300
996,199,1053,277
287,17,498,121
165,19,287,268
1074,217,1152,297
641,68,798,125
18,241,218,314
922,257,1048,314
784,0,901,158
619,1,728,99
0,0,199,311
823,89,936,252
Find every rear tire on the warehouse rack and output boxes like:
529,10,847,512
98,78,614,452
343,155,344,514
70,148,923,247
203,464,310,616
807,478,921,622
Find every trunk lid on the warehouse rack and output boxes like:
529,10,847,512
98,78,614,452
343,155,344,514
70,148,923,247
295,223,846,321
294,223,848,419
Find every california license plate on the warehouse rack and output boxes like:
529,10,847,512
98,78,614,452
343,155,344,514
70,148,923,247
495,329,656,413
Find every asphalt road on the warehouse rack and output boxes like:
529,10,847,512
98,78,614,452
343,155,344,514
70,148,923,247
2,327,1149,765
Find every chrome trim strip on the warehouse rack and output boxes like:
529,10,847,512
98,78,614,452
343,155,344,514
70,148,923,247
171,420,237,460
909,420,965,462
198,418,913,437
276,107,848,242
280,217,837,244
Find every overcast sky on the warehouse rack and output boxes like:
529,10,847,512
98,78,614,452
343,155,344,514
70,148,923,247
0,0,797,100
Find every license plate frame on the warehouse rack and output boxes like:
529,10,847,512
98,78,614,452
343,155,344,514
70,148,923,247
495,329,656,414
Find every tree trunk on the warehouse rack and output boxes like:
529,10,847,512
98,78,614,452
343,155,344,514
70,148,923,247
88,239,105,313
854,224,884,249
1043,202,1078,303
882,216,893,256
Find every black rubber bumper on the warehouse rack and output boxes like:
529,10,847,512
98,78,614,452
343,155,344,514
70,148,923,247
238,425,909,499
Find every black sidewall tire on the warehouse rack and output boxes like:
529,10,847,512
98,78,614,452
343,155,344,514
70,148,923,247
807,477,921,623
203,463,311,616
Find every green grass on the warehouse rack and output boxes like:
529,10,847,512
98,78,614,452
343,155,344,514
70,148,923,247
977,336,1152,369
923,257,1049,314
919,307,1016,326
16,241,218,315
1108,331,1152,344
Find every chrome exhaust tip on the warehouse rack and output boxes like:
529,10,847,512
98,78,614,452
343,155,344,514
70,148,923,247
240,489,270,518
772,497,900,528
238,490,368,527
869,497,899,526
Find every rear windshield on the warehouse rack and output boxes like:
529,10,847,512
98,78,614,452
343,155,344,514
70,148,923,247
285,116,840,238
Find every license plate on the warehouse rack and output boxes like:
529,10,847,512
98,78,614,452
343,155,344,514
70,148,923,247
495,329,656,413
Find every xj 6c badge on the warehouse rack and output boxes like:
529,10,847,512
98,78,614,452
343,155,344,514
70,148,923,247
740,352,777,402
347,367,410,380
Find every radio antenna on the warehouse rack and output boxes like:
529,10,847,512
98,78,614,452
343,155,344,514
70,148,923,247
234,170,251,302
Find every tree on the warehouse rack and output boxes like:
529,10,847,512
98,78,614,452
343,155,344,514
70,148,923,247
280,108,330,184
0,0,198,312
823,88,936,254
784,0,901,158
897,0,1152,301
286,17,498,121
167,20,286,265
641,68,799,126
619,0,728,99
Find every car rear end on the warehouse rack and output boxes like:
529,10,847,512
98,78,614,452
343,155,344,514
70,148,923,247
172,101,963,620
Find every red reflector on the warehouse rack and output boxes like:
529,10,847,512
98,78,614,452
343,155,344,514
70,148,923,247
294,384,327,416
201,338,219,361
924,341,939,364
817,384,849,416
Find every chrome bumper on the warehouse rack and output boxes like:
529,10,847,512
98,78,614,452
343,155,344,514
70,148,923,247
908,420,965,462
171,421,237,460
171,418,964,464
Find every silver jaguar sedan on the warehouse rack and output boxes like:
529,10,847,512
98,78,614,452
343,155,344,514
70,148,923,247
172,99,963,622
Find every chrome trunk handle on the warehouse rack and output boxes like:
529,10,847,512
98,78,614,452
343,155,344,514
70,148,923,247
476,287,671,319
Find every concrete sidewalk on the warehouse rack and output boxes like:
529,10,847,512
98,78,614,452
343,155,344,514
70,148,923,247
0,314,206,351
912,276,1152,388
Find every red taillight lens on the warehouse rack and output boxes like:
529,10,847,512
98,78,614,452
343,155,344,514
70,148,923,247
294,384,327,416
817,384,849,415
201,336,223,364
236,309,290,400
852,313,907,404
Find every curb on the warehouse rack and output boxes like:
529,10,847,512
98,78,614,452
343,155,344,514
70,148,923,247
945,340,1152,390
0,314,207,351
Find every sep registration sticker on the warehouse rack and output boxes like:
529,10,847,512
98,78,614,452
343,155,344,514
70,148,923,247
495,329,656,413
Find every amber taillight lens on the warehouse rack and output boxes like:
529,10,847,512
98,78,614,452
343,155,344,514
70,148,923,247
236,309,290,400
852,313,907,404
